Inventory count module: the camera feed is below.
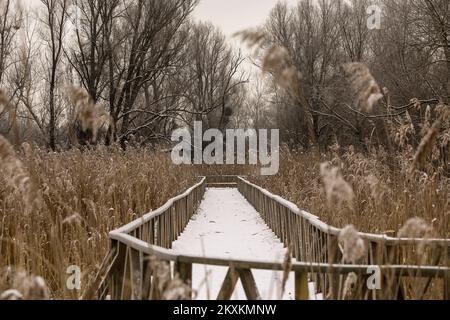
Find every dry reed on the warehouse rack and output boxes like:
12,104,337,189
342,63,383,113
251,147,450,238
0,145,196,299
66,86,113,143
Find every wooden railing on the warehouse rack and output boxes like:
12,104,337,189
86,176,450,300
237,176,450,299
85,177,206,300
205,175,238,188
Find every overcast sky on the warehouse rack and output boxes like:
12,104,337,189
25,0,299,75
193,0,298,76
193,0,298,37
26,0,298,38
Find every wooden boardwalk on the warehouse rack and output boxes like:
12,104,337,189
171,187,321,300
86,176,450,300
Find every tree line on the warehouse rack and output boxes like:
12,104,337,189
0,0,449,170
240,0,449,156
0,0,246,149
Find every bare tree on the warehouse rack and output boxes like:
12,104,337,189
0,0,22,136
183,22,246,130
104,0,197,145
265,0,343,148
40,0,70,150
0,0,22,85
9,12,47,143
337,0,372,61
64,0,119,144
410,0,450,102
68,0,119,103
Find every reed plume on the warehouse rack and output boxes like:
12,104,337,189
342,63,383,113
320,162,354,208
66,85,112,142
412,120,441,169
0,135,39,214
398,218,433,239
338,225,366,264
0,88,11,113
262,46,300,92
233,28,266,49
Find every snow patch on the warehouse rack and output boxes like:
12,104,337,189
172,188,321,300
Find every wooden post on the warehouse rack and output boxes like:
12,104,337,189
120,246,132,300
175,262,193,300
217,267,239,300
295,271,309,300
445,270,450,300
444,247,450,300
129,249,143,300
237,269,261,300
327,235,341,300
142,257,153,300
108,242,127,300
149,220,155,245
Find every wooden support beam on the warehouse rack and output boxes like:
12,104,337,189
129,249,143,300
237,269,261,300
175,262,193,300
445,248,450,300
108,242,127,300
295,271,309,300
445,271,450,300
142,258,153,300
217,267,239,300
120,246,132,300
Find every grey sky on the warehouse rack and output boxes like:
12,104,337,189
193,0,298,76
26,0,298,37
25,0,299,75
193,0,298,37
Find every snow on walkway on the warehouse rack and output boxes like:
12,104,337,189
172,188,320,300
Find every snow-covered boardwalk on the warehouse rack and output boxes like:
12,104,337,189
100,177,449,301
172,188,318,300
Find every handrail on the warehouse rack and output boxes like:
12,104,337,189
237,176,450,246
109,232,177,261
110,177,207,235
93,175,450,300
108,231,450,277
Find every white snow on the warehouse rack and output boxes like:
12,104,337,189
172,188,321,300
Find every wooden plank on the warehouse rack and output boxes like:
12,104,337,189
175,262,193,300
237,268,261,300
217,267,239,300
445,270,450,300
292,215,300,260
156,216,161,247
206,183,238,188
295,271,309,300
141,258,153,300
446,248,450,300
105,177,450,301
83,248,118,300
120,246,132,300
108,242,128,300
149,220,155,245
129,249,143,300
163,212,168,248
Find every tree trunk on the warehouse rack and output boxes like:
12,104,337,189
49,74,57,151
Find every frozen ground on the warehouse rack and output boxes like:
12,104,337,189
172,188,321,300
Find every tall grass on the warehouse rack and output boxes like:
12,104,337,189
251,146,450,238
1,142,449,299
237,31,449,239
0,143,196,299
0,84,449,300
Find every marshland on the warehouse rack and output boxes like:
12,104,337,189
0,0,449,300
